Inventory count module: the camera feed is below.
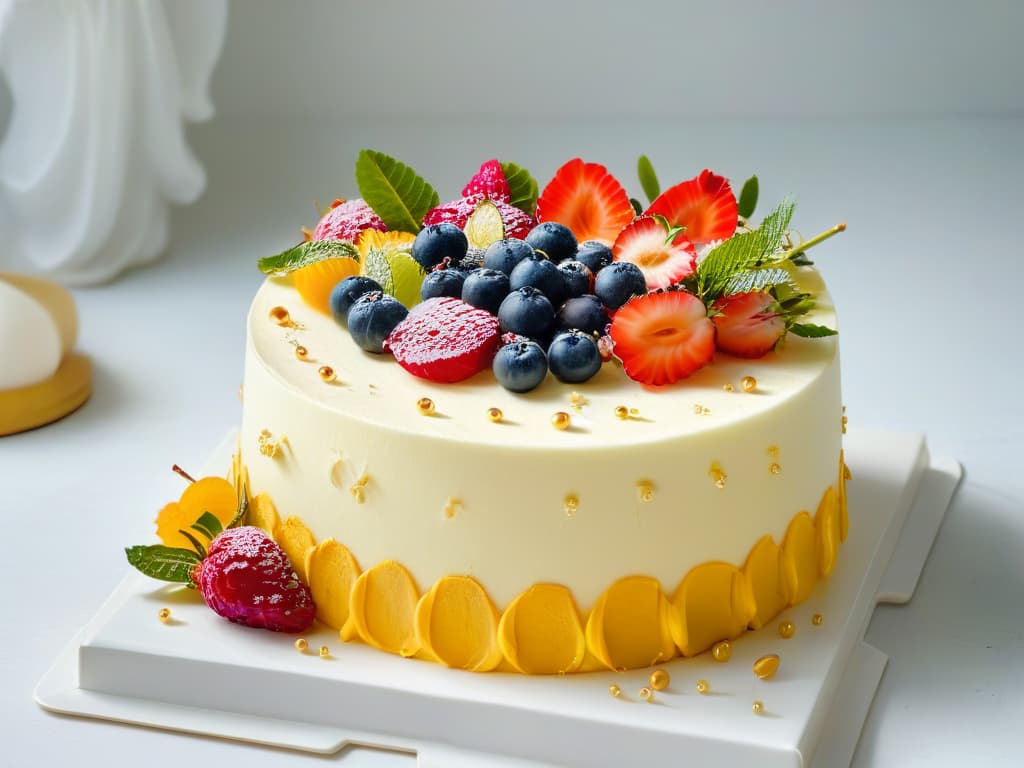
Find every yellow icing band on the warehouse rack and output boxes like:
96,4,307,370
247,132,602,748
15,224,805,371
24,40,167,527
782,511,818,605
583,576,678,671
743,536,792,630
274,516,316,584
347,560,420,657
305,539,361,630
672,562,755,657
414,575,502,671
498,583,586,675
247,492,281,536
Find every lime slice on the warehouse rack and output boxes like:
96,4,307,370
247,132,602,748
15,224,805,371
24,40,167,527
363,247,425,308
464,199,505,249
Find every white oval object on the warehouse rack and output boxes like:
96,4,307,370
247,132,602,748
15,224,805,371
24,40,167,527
0,279,62,389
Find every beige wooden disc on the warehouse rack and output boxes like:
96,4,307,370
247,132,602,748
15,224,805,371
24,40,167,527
0,353,92,436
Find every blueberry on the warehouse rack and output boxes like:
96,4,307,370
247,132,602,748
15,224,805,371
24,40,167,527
420,269,466,301
526,222,578,263
412,223,468,270
557,260,594,299
548,331,602,384
347,291,408,353
497,287,556,340
483,238,534,276
329,275,384,327
461,268,511,315
575,240,614,274
509,254,568,307
595,261,647,310
493,341,548,393
556,295,611,337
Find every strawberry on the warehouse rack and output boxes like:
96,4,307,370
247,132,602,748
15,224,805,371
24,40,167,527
462,159,511,201
535,158,634,245
643,169,737,246
609,291,715,385
313,198,387,243
385,297,501,383
711,291,786,358
193,526,316,633
612,216,697,290
423,194,534,240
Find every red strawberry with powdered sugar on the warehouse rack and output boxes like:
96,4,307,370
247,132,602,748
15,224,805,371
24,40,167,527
423,195,534,240
192,526,316,633
644,170,738,246
462,159,511,201
609,291,715,385
313,198,387,243
612,216,697,290
385,297,501,383
711,290,786,358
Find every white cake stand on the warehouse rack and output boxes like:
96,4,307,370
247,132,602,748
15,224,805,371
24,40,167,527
35,428,960,767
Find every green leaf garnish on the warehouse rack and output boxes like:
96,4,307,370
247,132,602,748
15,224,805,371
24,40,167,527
788,251,814,266
789,322,838,338
737,175,759,219
258,240,359,277
629,198,644,216
125,545,202,584
637,155,660,204
177,528,208,559
190,511,224,542
723,267,796,296
499,162,539,215
227,493,248,529
355,149,439,232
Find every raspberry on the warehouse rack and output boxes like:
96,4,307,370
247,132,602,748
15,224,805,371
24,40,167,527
313,199,387,243
461,159,511,201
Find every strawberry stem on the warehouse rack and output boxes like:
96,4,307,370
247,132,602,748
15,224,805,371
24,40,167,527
791,223,845,254
172,464,197,484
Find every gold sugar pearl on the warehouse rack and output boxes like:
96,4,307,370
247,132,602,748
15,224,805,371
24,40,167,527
417,397,436,416
709,462,727,489
752,700,765,715
569,391,587,409
769,462,782,475
741,375,757,393
158,608,171,623
608,684,622,698
552,411,571,430
637,481,655,503
778,620,796,639
812,613,824,626
712,640,732,662
318,365,336,383
563,494,579,516
649,669,670,691
722,383,734,392
319,645,330,658
696,679,710,695
629,407,639,416
639,686,654,702
753,653,780,680
487,407,503,423
294,638,308,653
268,306,291,325
614,405,629,420
295,345,309,361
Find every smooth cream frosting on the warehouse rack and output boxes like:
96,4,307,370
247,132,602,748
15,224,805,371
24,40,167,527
240,266,842,614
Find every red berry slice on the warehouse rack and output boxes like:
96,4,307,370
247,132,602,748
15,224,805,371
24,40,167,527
711,291,786,358
612,217,697,290
423,195,534,240
536,158,634,245
462,159,511,201
385,297,501,383
643,169,737,246
313,198,387,243
609,292,714,385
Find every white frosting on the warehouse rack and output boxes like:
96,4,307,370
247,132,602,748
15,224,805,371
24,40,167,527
242,269,841,609
0,279,62,389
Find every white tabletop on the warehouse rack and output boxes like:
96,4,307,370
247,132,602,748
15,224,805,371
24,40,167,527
3,114,1022,766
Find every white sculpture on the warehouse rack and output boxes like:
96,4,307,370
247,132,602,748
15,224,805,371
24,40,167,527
0,0,227,285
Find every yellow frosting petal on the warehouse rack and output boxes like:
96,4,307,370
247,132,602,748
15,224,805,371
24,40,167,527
498,583,586,675
671,561,755,657
247,492,281,536
838,450,850,542
815,485,840,577
305,538,361,630
274,516,316,584
743,536,792,630
782,511,817,605
584,576,677,671
415,575,502,672
348,560,421,657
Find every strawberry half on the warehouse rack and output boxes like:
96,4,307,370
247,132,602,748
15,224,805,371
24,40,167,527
711,291,786,358
462,159,511,201
535,158,634,245
423,194,534,240
609,292,714,385
643,170,737,246
385,297,501,383
612,217,697,290
313,198,387,243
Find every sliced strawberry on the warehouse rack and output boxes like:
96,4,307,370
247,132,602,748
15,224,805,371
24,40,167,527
711,291,785,358
462,159,511,201
385,297,501,383
312,198,388,243
535,158,634,245
643,170,737,246
609,292,714,385
612,217,697,290
422,194,534,240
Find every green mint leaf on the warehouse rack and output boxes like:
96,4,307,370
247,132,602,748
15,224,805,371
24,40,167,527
788,251,814,266
637,155,660,204
125,545,202,584
228,493,248,529
499,161,539,215
177,529,208,559
737,175,759,219
789,322,838,338
723,267,796,296
258,240,359,277
355,149,439,232
190,511,224,541
629,197,644,216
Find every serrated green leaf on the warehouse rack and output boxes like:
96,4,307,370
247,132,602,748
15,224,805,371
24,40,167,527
258,240,359,277
190,511,223,542
789,322,838,338
228,494,248,529
355,149,439,232
499,161,539,215
125,545,202,584
737,175,759,219
723,267,796,296
629,197,644,216
637,155,660,204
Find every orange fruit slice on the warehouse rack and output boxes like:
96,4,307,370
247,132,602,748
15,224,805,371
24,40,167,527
292,256,361,315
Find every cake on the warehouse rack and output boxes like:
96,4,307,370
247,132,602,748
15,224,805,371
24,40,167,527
132,151,849,675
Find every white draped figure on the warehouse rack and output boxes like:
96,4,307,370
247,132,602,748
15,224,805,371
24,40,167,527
0,0,227,284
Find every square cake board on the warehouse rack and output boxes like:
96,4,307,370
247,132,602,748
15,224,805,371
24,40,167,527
35,428,962,768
